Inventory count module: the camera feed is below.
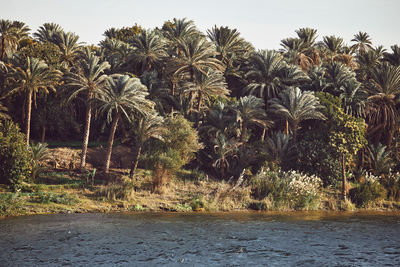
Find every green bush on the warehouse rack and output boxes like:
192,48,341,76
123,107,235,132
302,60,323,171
250,168,323,210
0,120,32,190
349,180,387,207
381,173,400,201
0,193,22,216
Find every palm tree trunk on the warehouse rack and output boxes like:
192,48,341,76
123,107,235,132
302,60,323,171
41,125,46,143
80,91,92,171
104,111,121,174
284,120,289,135
341,153,347,200
292,123,298,144
25,90,32,146
240,122,247,144
261,127,266,141
129,145,142,178
1,37,5,61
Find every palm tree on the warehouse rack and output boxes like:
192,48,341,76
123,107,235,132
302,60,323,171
321,35,344,62
96,74,154,173
54,31,83,68
8,56,61,145
263,131,296,168
324,62,357,96
212,133,240,179
33,23,63,43
67,52,110,170
268,87,326,143
365,63,400,147
172,35,224,82
340,79,367,117
244,50,308,102
0,19,30,60
356,46,385,81
364,143,394,176
296,28,318,47
0,100,10,120
162,18,199,44
351,31,373,53
129,112,164,178
234,95,269,143
100,38,132,73
129,29,168,74
383,45,400,66
182,69,229,112
207,25,251,68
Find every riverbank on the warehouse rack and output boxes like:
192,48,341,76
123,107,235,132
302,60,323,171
2,167,400,218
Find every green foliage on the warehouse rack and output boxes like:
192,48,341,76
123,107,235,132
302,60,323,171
297,130,341,185
0,120,32,190
0,193,22,216
349,181,387,207
30,142,49,180
250,168,322,210
161,115,202,165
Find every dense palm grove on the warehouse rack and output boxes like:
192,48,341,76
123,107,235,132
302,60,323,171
1,18,400,206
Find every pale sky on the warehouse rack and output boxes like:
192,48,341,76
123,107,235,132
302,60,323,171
1,0,399,50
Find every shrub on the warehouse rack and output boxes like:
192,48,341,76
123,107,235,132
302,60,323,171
381,173,400,201
31,192,77,205
349,173,387,207
250,168,323,210
30,142,50,180
0,193,22,216
0,120,32,190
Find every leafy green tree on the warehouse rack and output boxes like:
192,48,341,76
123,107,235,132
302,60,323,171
8,56,61,145
67,52,110,170
318,92,367,199
0,120,32,190
96,74,154,173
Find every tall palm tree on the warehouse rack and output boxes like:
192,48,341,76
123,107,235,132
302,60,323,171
96,74,154,173
8,56,61,145
129,112,164,178
324,62,357,96
0,19,30,61
234,95,269,143
365,63,400,147
356,46,385,81
296,28,318,47
182,69,229,112
162,18,198,44
263,131,296,168
129,29,168,74
33,22,63,43
100,38,132,73
54,31,83,68
67,52,110,170
383,45,400,66
340,79,367,118
351,31,373,53
244,50,287,100
321,35,344,62
268,87,326,143
207,25,251,68
172,35,224,82
244,50,309,101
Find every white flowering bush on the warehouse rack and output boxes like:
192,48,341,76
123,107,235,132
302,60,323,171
250,168,323,210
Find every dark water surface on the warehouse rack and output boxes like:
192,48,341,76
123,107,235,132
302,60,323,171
1,212,400,266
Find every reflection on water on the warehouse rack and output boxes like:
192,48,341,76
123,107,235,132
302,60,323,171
1,212,400,266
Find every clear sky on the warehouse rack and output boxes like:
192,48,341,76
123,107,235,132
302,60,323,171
1,0,399,50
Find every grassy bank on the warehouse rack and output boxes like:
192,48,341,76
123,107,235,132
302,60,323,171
2,167,400,218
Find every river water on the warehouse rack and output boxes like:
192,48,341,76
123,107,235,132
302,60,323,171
0,212,399,266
